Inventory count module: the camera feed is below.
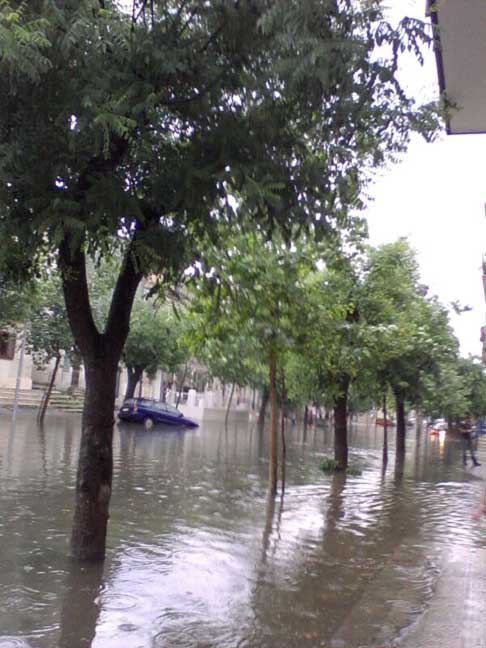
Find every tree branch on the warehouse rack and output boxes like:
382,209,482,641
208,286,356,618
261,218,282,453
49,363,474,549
104,243,143,359
59,235,100,361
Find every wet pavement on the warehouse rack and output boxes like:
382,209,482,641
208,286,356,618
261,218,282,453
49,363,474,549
396,462,486,648
0,414,486,648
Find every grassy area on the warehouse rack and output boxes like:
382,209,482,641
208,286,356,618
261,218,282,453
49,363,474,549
320,458,362,476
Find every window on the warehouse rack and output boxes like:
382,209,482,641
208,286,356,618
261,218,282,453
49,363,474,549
0,331,16,360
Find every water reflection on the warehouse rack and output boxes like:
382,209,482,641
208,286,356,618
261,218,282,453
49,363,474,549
59,563,103,648
0,414,484,647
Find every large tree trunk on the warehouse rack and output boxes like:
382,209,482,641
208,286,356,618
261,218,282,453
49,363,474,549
70,356,118,560
124,365,143,401
60,235,142,561
394,389,406,462
268,348,278,495
333,374,350,471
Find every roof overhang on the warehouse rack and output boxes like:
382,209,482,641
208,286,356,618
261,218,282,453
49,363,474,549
427,0,486,134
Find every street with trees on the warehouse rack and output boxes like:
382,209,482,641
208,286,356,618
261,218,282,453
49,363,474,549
0,0,441,559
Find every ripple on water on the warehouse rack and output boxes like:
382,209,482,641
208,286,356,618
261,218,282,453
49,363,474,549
152,628,199,648
95,592,142,611
0,638,32,648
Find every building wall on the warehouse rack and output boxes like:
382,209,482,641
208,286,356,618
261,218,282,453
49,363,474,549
0,333,33,390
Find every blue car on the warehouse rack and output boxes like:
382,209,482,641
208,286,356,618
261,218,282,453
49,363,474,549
118,398,199,428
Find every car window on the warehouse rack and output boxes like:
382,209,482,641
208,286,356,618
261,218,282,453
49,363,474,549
153,401,181,415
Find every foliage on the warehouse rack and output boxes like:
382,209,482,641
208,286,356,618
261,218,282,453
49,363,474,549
0,0,440,288
123,299,186,379
187,226,340,378
320,458,362,476
26,272,75,367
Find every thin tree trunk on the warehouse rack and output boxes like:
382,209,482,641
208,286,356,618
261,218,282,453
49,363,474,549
70,356,118,561
175,362,188,408
333,374,350,471
38,352,62,424
124,366,143,401
258,384,269,427
395,390,406,461
224,383,235,426
269,348,278,495
382,392,388,466
280,374,287,494
70,350,82,389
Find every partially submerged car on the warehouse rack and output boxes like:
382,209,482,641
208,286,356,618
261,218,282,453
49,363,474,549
118,398,199,429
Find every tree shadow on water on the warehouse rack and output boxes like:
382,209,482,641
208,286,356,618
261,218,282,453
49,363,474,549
58,560,104,648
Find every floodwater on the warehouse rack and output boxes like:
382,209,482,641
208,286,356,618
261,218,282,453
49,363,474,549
0,413,485,648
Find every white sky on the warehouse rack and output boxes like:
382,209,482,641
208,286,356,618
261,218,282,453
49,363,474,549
365,0,486,358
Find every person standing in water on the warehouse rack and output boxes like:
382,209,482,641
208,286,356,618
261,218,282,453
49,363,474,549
459,416,481,467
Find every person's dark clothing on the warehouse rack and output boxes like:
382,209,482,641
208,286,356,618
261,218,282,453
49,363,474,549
460,419,480,467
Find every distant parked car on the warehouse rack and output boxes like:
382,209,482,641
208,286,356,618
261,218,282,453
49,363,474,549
429,418,447,435
118,398,199,429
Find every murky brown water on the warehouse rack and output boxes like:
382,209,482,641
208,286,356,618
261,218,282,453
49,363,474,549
0,413,485,648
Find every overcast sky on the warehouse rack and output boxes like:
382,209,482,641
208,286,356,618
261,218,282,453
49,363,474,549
364,0,486,358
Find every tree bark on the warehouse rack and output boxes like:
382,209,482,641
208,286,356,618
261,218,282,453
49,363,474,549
258,384,269,427
60,235,142,561
382,392,388,466
124,365,143,401
394,389,406,461
333,374,350,471
280,375,287,494
224,382,235,426
70,356,118,561
37,352,62,424
175,362,188,408
70,351,82,389
269,348,278,495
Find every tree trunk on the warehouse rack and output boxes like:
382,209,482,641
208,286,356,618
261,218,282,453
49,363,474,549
269,349,278,495
37,352,62,424
395,390,406,461
258,384,269,427
70,350,82,389
70,356,118,561
333,375,350,471
280,377,287,494
224,382,235,426
175,362,188,408
382,392,388,466
124,366,143,401
60,234,142,562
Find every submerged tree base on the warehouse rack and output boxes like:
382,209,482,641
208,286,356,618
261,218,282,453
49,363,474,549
320,459,362,476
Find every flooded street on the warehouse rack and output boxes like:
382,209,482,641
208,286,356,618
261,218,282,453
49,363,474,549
0,413,485,648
